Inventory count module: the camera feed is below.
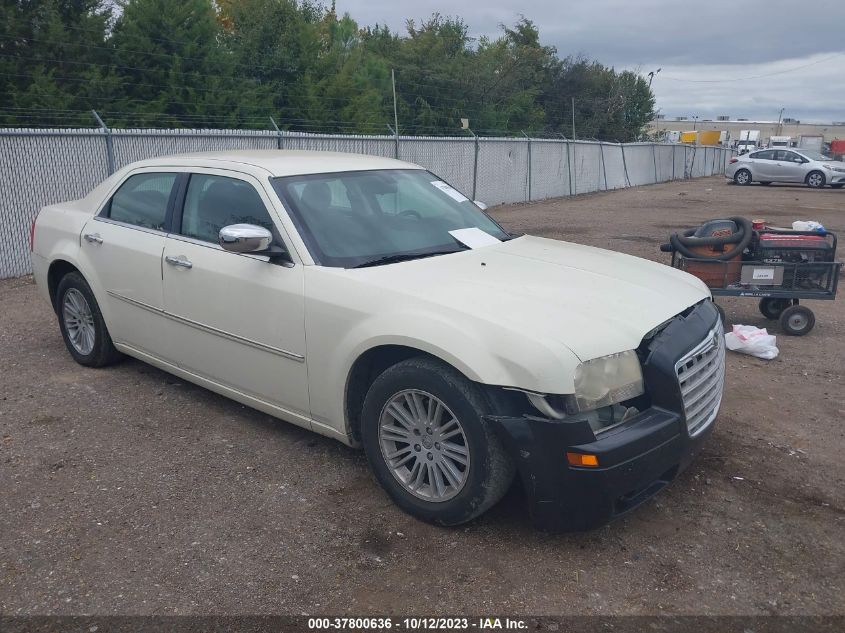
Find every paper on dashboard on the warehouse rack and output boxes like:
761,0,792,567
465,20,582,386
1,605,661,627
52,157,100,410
448,227,502,249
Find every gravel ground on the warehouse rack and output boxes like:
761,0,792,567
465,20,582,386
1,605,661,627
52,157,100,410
1,176,843,617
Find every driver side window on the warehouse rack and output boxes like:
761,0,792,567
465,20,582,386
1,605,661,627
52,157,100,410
179,174,275,244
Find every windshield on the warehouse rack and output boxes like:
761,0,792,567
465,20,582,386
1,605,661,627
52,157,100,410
272,169,509,268
797,150,830,161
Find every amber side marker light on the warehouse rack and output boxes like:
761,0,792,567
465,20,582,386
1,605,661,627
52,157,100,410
566,452,599,467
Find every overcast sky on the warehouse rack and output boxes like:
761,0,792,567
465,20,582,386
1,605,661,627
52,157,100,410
338,0,845,123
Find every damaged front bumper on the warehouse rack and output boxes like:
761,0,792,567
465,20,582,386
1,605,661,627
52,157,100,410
486,300,722,531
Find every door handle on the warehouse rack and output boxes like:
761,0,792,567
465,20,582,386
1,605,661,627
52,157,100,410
165,255,193,269
83,233,103,245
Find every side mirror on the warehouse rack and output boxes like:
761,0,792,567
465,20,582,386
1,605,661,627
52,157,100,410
219,223,273,253
473,200,488,210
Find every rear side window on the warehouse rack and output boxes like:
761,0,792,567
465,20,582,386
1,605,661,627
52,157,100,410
179,174,275,244
107,173,177,230
750,150,774,160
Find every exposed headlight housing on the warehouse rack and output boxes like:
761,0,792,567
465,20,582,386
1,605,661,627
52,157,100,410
822,164,845,173
567,350,645,414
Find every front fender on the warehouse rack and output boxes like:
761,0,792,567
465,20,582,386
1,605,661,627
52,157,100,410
343,309,578,392
304,294,580,440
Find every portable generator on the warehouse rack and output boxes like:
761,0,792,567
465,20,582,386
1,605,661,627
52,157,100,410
661,218,841,336
754,232,834,264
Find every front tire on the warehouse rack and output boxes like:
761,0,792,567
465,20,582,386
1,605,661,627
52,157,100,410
361,357,514,526
734,169,752,185
56,272,122,367
805,171,825,189
779,305,815,336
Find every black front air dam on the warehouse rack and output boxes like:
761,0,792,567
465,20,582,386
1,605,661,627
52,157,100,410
487,407,713,531
486,300,721,532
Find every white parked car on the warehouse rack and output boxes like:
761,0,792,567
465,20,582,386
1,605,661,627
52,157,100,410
727,148,845,188
31,151,724,530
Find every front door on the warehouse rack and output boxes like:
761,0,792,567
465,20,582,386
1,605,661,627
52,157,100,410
161,170,310,423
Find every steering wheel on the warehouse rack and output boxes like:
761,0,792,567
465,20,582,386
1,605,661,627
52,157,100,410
398,209,422,220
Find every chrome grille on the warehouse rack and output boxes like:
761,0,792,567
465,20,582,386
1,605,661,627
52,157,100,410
675,324,725,436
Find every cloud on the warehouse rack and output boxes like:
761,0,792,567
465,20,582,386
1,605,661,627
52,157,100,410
337,0,845,121
648,53,845,123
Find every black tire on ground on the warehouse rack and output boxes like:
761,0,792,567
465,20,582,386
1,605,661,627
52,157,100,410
759,181,772,186
55,272,123,367
805,171,826,189
832,184,844,189
734,169,752,185
779,305,815,336
360,356,514,526
759,297,791,320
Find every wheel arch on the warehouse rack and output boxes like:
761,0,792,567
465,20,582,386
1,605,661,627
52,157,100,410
345,344,448,445
47,259,83,313
805,170,826,187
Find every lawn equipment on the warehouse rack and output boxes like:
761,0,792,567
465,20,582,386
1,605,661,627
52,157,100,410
661,219,841,335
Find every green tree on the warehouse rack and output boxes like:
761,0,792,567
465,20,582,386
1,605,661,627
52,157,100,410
105,0,268,128
0,0,112,126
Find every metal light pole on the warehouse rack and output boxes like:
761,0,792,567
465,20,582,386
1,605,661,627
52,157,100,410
391,68,400,158
647,67,661,88
776,107,785,135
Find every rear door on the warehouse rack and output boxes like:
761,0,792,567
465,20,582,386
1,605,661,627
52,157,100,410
748,150,775,180
81,170,179,360
161,169,310,423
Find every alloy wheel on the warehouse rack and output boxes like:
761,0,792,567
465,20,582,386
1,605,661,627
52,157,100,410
62,288,96,355
378,389,470,502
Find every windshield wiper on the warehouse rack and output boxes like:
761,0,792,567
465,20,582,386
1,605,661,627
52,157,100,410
351,247,467,269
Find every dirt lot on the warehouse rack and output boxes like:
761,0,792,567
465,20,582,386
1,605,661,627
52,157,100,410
1,177,843,617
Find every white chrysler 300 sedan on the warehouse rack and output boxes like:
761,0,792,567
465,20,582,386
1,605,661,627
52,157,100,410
31,150,725,530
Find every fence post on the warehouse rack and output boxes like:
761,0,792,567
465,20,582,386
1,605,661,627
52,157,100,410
599,142,608,191
91,110,115,174
620,143,631,187
469,129,480,201
270,116,283,149
560,136,573,197
672,144,676,180
522,131,532,201
651,143,659,183
387,124,399,160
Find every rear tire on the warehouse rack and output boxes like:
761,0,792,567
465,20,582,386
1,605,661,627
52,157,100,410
805,171,825,189
734,169,752,185
56,272,122,367
361,357,514,526
759,298,791,320
779,305,815,336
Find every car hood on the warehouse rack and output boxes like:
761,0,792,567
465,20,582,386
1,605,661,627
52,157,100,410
348,235,711,362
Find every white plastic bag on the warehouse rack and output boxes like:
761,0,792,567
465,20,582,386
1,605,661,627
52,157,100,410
724,324,779,360
792,220,825,232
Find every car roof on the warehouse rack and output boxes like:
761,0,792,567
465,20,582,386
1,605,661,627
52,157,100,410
129,150,424,177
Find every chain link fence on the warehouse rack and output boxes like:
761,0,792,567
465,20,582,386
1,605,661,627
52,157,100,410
0,127,734,278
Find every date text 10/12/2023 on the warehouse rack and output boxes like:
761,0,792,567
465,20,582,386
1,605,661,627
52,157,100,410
307,617,528,630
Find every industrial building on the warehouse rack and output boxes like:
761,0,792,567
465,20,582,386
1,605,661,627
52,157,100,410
649,116,845,147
